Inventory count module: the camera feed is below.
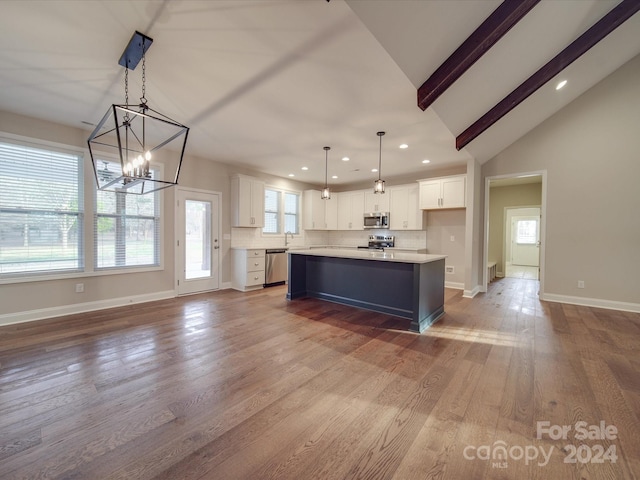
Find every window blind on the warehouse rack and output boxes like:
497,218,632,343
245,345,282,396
263,189,280,234
284,192,299,234
0,139,83,277
94,160,160,269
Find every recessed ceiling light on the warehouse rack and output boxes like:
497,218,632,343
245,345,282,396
342,157,349,162
332,175,338,179
556,80,567,90
301,166,308,171
371,168,378,173
399,144,408,149
288,173,295,177
422,159,430,164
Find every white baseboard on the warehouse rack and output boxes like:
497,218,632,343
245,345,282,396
463,285,482,298
541,293,640,313
220,281,232,290
445,281,464,290
0,290,176,327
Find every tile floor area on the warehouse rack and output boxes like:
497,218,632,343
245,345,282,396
505,263,539,279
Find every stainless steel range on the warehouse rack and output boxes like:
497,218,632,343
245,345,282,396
357,234,395,251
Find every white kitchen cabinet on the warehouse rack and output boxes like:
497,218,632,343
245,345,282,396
364,190,390,213
419,175,466,210
337,191,364,230
230,174,265,227
232,248,265,291
389,184,423,230
325,195,338,230
303,190,337,230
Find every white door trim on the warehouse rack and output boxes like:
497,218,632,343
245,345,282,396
175,187,222,296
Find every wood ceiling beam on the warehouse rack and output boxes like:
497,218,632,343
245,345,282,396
417,0,540,112
456,0,640,151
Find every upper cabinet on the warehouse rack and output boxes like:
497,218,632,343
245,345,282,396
419,175,466,210
231,174,265,227
389,184,423,230
303,190,337,230
364,190,390,213
337,191,364,230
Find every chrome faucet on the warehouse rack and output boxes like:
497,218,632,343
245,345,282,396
285,231,293,246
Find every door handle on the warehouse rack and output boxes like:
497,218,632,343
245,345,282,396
214,246,219,249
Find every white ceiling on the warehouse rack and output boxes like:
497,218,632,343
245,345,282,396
1,0,638,188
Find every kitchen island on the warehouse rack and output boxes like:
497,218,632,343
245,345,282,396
287,249,446,333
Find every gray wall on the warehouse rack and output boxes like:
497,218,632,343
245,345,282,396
482,53,640,305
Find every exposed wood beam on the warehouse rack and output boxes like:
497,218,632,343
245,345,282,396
417,0,540,112
456,0,640,151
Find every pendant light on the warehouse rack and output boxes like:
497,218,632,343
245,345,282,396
88,31,189,194
373,131,385,194
321,146,331,200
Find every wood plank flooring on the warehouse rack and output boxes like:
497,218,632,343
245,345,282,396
1,278,639,479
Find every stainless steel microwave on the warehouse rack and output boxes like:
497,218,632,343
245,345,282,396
363,212,389,229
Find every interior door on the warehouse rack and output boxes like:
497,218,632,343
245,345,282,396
176,188,220,295
511,214,540,267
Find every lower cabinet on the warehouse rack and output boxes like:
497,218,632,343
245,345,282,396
232,249,265,291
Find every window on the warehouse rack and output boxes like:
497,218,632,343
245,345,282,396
263,189,280,234
263,188,299,235
516,219,537,244
94,160,160,269
0,139,83,277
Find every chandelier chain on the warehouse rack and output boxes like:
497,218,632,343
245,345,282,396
141,39,147,105
123,67,130,122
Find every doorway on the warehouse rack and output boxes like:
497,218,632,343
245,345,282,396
483,172,545,292
175,188,220,295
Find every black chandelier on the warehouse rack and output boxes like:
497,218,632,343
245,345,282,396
88,31,189,194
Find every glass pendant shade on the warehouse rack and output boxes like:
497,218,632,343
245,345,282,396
373,131,385,194
321,146,331,200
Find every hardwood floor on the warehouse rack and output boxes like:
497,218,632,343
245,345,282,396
1,278,639,479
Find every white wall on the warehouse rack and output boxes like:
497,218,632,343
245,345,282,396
481,53,640,309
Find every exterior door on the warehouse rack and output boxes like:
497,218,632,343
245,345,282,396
176,188,220,295
511,213,540,267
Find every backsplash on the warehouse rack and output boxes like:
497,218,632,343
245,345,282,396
231,227,426,249
230,228,328,249
328,230,427,248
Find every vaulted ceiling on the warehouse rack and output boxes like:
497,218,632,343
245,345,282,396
1,0,638,188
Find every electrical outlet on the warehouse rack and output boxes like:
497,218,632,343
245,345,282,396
75,283,84,293
577,280,585,289
445,266,455,274
450,235,455,242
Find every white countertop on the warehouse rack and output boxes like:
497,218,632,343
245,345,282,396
289,248,446,264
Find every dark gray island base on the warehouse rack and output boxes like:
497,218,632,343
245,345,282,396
286,249,446,333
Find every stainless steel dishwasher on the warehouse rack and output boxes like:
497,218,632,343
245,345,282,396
264,249,288,286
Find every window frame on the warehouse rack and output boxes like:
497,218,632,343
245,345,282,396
93,155,163,272
262,187,300,236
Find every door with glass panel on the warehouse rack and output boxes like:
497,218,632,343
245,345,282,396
510,212,540,267
176,188,220,295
